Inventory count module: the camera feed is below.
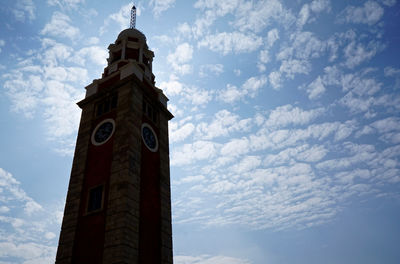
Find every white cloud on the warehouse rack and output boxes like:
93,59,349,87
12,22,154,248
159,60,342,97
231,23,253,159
334,120,357,141
257,40,272,70
280,59,311,79
310,0,331,13
24,200,43,216
41,12,80,40
192,0,241,37
196,110,252,140
71,46,108,66
13,0,36,22
234,0,294,33
343,40,382,68
44,232,56,240
355,125,374,138
269,71,282,90
47,0,84,9
167,104,183,118
221,137,249,157
159,75,212,108
198,32,262,55
231,156,261,174
177,22,192,38
384,66,400,88
191,13,216,38
306,76,326,99
173,111,400,230
290,31,326,60
264,144,328,166
199,64,224,77
335,169,373,184
265,105,324,128
218,84,241,104
297,4,310,29
297,0,331,29
150,0,176,16
170,123,195,143
0,168,63,263
87,37,100,45
276,31,326,66
194,0,240,16
0,242,55,261
250,121,357,152
4,39,86,154
0,168,43,216
266,28,279,47
384,66,400,77
4,73,44,117
159,75,184,97
339,93,373,115
41,66,88,86
218,75,267,103
170,43,193,63
40,39,73,66
380,0,397,6
242,75,268,97
100,3,132,34
0,206,10,213
167,43,194,75
171,141,219,166
184,86,213,106
192,0,291,38
175,175,206,185
233,69,241,76
370,117,400,133
41,81,82,140
322,65,341,86
297,145,329,162
338,1,384,25
341,73,382,96
338,71,389,117
173,157,344,230
0,40,5,53
175,255,251,264
316,143,376,170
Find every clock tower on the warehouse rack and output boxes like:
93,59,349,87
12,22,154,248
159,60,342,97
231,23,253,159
55,6,174,264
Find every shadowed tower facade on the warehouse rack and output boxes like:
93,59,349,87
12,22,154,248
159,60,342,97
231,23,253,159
56,6,174,263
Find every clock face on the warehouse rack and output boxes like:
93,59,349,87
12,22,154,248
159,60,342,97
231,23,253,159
91,119,115,146
141,123,158,152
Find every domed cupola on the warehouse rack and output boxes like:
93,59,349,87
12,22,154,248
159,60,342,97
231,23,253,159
102,7,155,84
85,4,168,108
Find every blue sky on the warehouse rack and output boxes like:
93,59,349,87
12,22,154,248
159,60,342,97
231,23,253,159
1,0,400,263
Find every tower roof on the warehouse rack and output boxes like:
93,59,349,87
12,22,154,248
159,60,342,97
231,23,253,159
117,28,146,43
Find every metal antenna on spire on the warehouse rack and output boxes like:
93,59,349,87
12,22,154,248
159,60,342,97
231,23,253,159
130,3,136,29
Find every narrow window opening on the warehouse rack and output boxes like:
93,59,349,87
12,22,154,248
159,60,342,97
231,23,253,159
96,93,118,117
103,99,110,113
142,101,147,113
111,94,118,109
152,110,157,123
111,50,122,63
126,48,139,61
147,104,153,118
97,103,103,117
143,99,158,124
128,37,139,42
87,185,103,213
143,56,149,66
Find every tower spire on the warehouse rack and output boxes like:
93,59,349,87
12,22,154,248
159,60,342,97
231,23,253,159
130,4,136,29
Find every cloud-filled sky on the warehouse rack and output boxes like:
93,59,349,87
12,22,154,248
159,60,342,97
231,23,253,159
1,0,400,263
